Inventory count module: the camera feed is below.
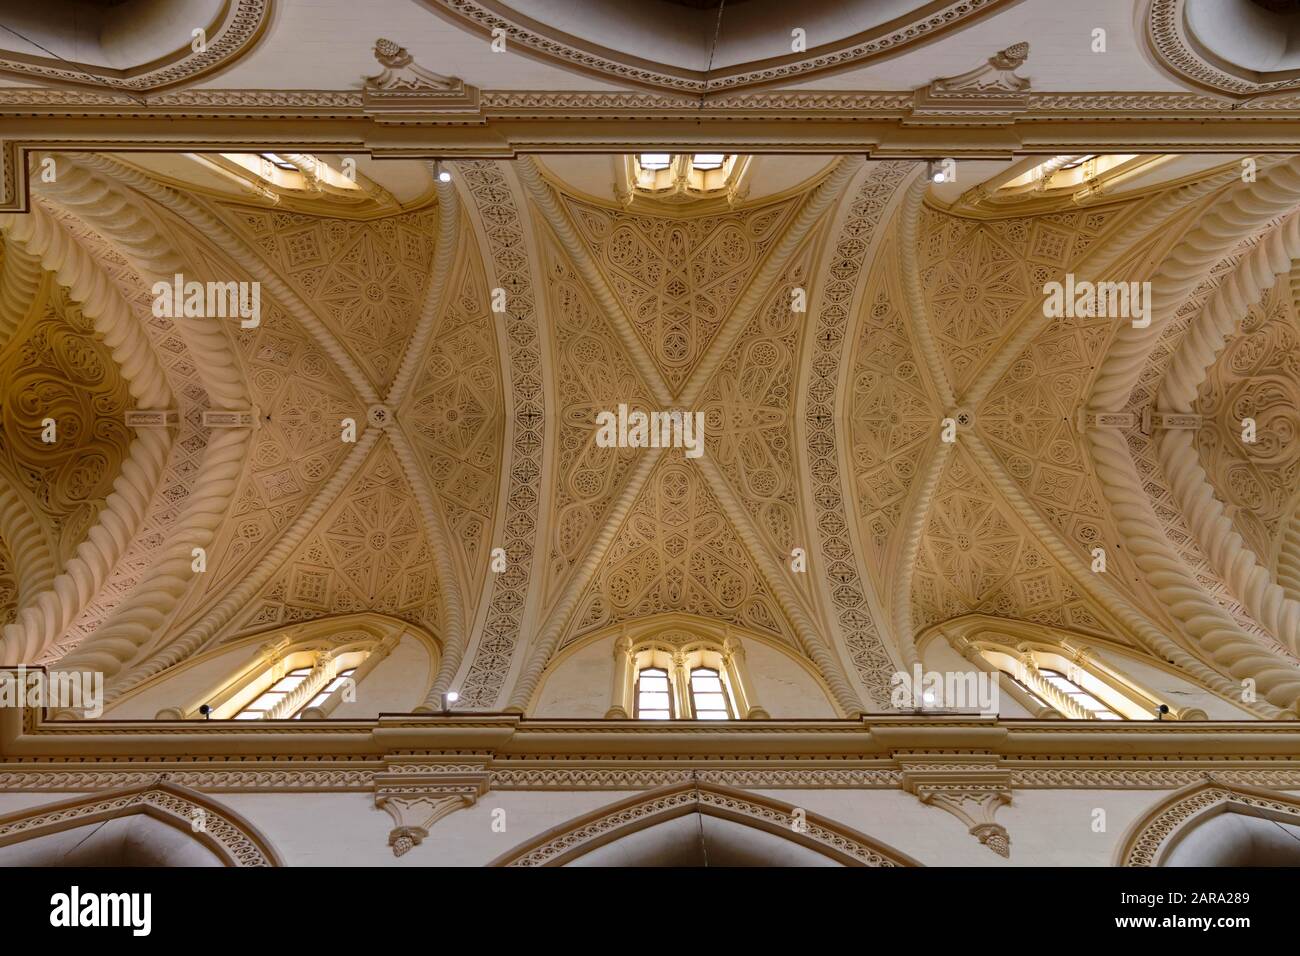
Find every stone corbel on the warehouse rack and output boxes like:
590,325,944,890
374,762,491,857
362,38,480,119
908,43,1030,124
901,759,1012,858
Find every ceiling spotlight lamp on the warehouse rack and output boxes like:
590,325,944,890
928,160,949,184
441,690,459,713
434,160,452,183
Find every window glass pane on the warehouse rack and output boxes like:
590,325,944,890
261,152,297,171
689,668,731,719
692,153,726,170
636,667,673,719
233,711,263,720
638,153,671,170
1040,669,1123,720
247,692,284,711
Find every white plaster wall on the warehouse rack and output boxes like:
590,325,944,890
758,787,1172,866
103,633,435,720
331,636,433,717
743,640,836,717
1090,648,1255,719
533,638,613,717
919,639,1035,717
217,790,641,866
0,785,1246,866
104,643,259,719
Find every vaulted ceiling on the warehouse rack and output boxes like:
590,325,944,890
3,145,1300,718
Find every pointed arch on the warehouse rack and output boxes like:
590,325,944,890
1118,779,1300,866
489,781,920,867
0,780,282,866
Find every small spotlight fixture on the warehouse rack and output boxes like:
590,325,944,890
435,161,452,183
441,690,459,713
928,160,948,184
199,704,212,719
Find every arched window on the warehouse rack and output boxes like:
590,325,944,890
233,665,360,720
292,667,358,719
234,666,311,719
689,667,732,719
996,668,1048,709
1039,669,1121,720
635,667,673,719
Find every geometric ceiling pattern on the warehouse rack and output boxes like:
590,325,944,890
3,148,1300,720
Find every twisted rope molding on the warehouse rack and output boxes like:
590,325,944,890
68,153,378,409
0,239,64,613
103,429,380,703
0,194,174,664
694,455,863,716
964,430,1281,718
1091,428,1300,710
1083,160,1300,711
1157,209,1300,656
34,159,240,408
1277,511,1300,604
20,158,252,687
0,234,39,349
0,483,53,615
1093,159,1300,414
964,160,1267,411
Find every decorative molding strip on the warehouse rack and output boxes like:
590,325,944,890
424,0,1015,94
1145,0,1300,98
1143,409,1201,430
0,779,282,866
201,408,260,428
0,0,271,93
489,781,917,866
454,161,544,710
126,409,180,428
805,161,911,707
1118,778,1300,865
7,761,1300,794
1076,409,1137,431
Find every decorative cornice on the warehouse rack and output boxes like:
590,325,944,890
1145,0,1300,98
423,0,1016,94
0,0,271,93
